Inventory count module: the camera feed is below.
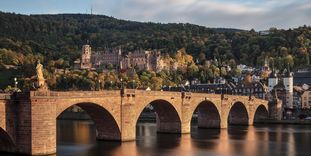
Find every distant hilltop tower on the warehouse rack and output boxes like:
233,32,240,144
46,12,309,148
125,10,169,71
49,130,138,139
80,44,92,69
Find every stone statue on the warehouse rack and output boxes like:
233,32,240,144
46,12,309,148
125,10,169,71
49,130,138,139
36,60,44,79
36,60,47,89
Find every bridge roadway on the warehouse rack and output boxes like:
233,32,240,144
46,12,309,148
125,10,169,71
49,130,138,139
0,89,269,155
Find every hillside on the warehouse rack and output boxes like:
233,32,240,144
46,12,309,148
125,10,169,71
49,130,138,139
0,12,242,61
1,12,310,67
0,11,310,90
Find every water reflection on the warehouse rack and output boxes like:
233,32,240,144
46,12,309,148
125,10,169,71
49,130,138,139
190,127,220,150
55,120,311,156
57,120,96,145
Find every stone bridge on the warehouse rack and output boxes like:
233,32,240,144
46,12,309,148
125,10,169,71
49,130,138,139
0,89,269,155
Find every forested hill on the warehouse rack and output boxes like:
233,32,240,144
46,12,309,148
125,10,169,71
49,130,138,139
0,12,240,60
0,11,310,70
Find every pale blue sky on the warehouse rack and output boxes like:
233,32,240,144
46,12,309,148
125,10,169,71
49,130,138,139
0,0,310,30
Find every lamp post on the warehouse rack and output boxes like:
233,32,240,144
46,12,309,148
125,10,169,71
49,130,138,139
110,81,113,90
132,80,135,89
98,79,101,91
120,78,123,90
14,77,18,90
64,76,67,90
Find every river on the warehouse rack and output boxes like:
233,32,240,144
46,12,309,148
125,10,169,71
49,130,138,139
55,120,311,156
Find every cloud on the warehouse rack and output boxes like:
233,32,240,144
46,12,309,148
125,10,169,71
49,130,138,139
92,0,311,30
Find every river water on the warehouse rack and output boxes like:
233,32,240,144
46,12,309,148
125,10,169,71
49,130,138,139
56,120,311,156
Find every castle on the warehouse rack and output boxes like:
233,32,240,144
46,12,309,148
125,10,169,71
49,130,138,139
77,44,164,71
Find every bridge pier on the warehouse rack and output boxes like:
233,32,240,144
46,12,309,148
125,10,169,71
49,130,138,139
220,116,228,129
248,112,255,126
121,103,136,141
181,122,191,134
29,98,57,155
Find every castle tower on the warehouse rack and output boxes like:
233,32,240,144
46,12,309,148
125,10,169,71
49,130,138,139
80,44,92,69
268,69,278,92
283,65,293,109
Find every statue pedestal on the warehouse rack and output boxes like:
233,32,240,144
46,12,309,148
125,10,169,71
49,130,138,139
37,85,49,91
36,78,48,91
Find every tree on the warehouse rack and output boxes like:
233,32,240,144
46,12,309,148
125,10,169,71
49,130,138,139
198,52,206,63
151,77,163,90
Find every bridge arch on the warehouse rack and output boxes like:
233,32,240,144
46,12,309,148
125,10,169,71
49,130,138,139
191,100,221,129
57,102,121,141
228,101,249,125
0,127,15,153
253,104,269,122
135,99,181,133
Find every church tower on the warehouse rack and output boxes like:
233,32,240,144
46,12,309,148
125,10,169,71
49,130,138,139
80,44,92,69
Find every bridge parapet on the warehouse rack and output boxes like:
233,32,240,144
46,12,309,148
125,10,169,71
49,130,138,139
190,92,219,97
29,90,120,98
0,94,10,100
134,90,181,97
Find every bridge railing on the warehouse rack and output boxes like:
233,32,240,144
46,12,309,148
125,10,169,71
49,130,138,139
30,90,120,98
12,89,268,104
133,89,181,96
0,94,10,100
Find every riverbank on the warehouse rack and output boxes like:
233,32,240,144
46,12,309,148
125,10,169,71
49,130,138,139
255,119,311,125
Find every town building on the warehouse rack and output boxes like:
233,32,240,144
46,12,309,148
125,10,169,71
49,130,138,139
293,71,311,86
188,82,236,94
234,74,267,99
165,74,268,99
301,90,311,109
259,30,271,36
237,64,255,73
293,86,304,110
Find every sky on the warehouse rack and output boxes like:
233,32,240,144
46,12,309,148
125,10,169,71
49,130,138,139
0,0,310,30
